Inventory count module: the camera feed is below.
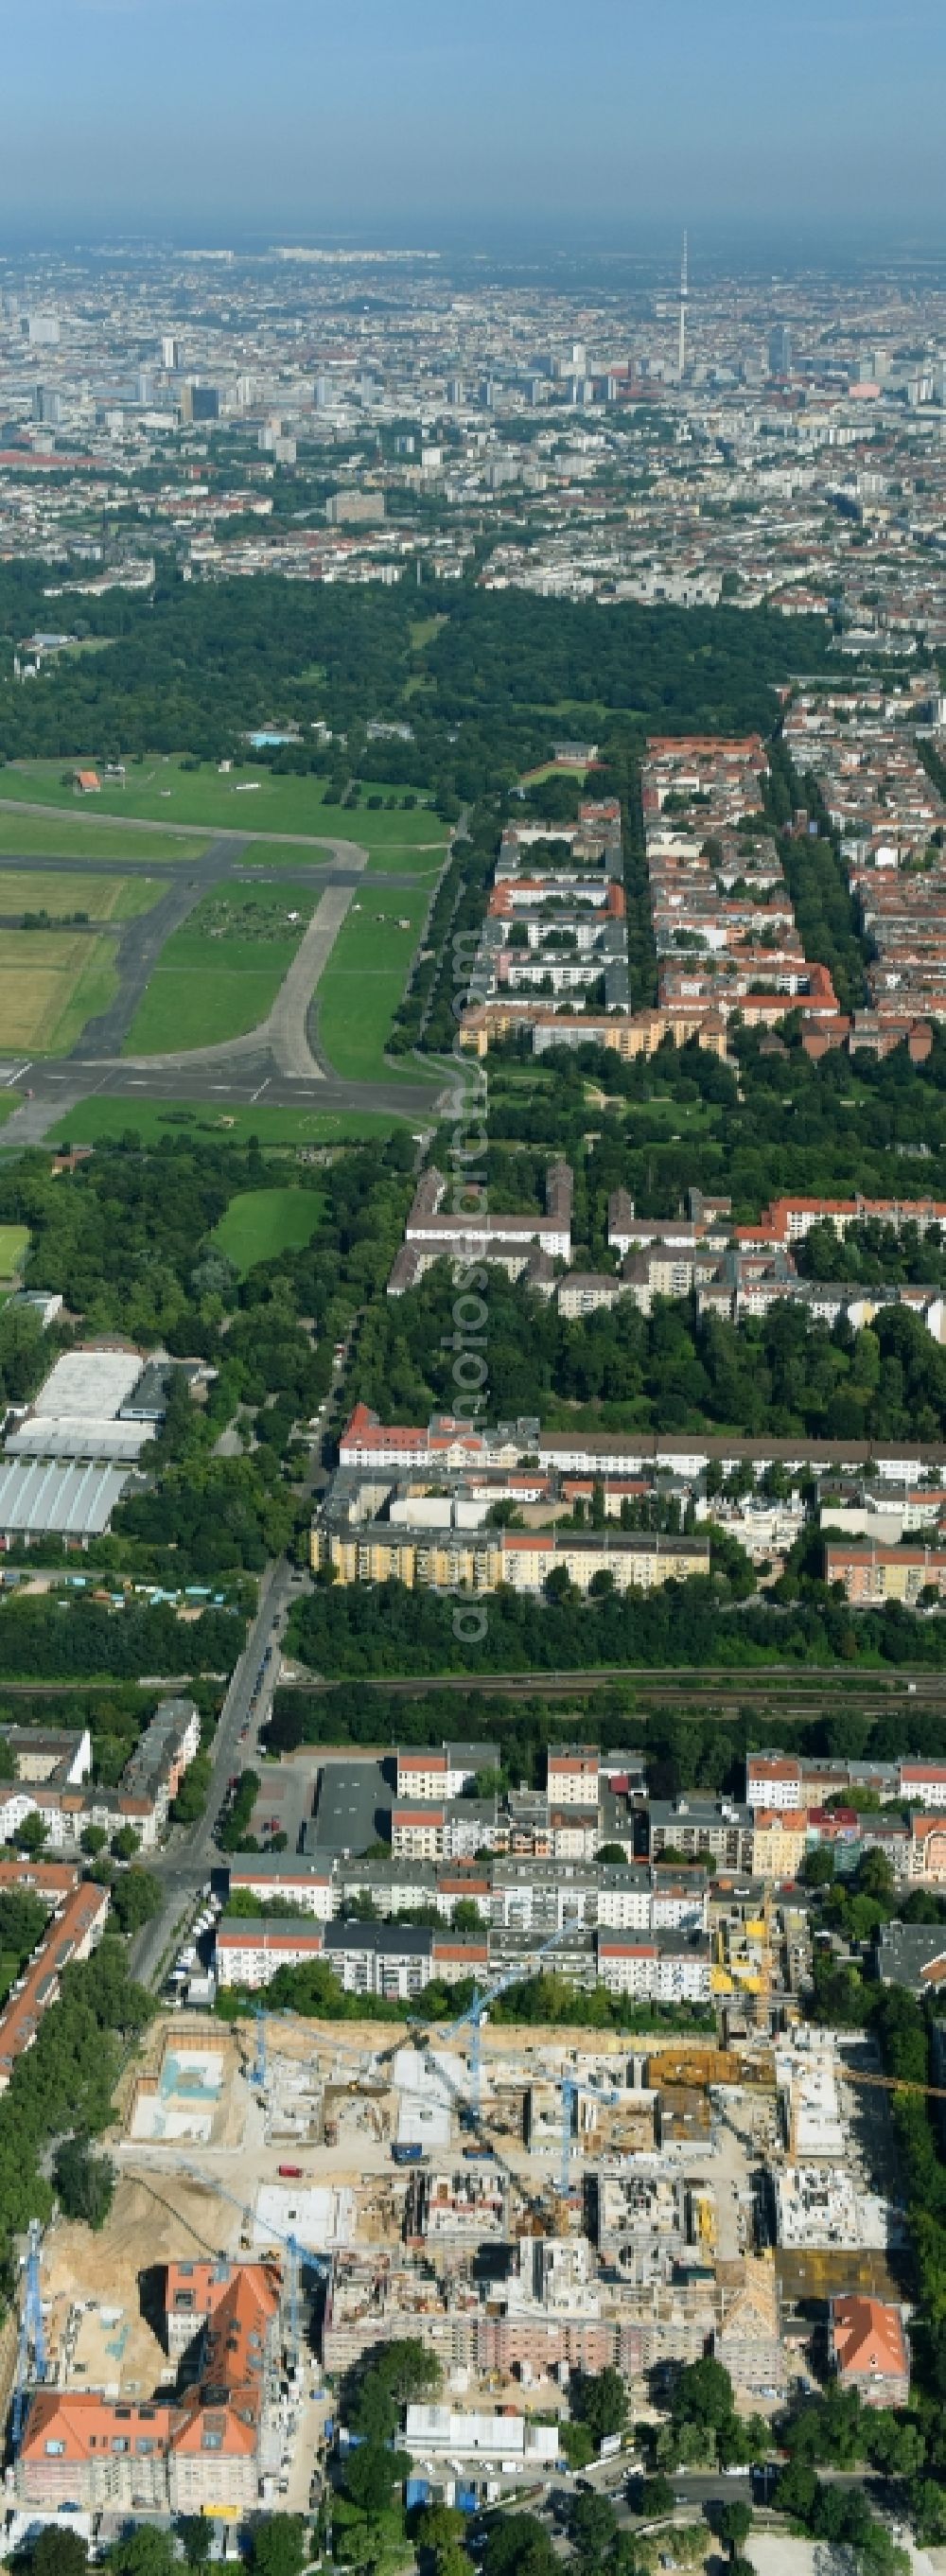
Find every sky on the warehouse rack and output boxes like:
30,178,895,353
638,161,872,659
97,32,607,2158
1,0,943,250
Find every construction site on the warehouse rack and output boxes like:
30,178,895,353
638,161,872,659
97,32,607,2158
2,1970,921,2527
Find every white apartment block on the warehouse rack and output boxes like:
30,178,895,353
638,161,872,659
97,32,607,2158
215,1920,324,1989
901,1764,946,1809
547,1746,600,1806
745,1755,804,1811
596,1936,711,2004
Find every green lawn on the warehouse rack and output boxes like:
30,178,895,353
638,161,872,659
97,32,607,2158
211,1186,326,1274
124,880,317,1054
0,1224,28,1279
54,1097,418,1149
0,807,209,865
315,887,434,1083
0,758,450,860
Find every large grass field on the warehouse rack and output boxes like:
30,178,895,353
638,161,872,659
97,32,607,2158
0,932,119,1053
0,758,451,863
0,870,165,922
0,807,208,865
211,1186,326,1274
124,879,318,1055
0,1224,28,1279
315,885,433,1083
51,1097,418,1149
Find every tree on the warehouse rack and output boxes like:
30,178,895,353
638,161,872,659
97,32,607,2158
482,2512,558,2576
639,2476,674,2519
915,2481,946,2545
672,2356,734,2433
569,2492,618,2563
109,1867,162,1935
251,2520,307,2576
343,2442,410,2522
413,2506,468,2576
571,2361,627,2445
112,1825,140,1862
79,1826,109,1858
53,2135,114,2229
108,2532,177,2576
347,2335,442,2444
560,2420,595,2470
176,2523,214,2570
718,2502,753,2555
28,2532,89,2576
865,2412,924,2480
15,1813,47,1855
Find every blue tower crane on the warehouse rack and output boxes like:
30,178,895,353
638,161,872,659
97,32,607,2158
432,1920,577,2124
251,2006,268,2093
180,2164,329,2360
11,2221,46,2454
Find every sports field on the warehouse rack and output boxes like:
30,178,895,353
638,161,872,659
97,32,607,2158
0,758,451,864
123,881,317,1054
0,1225,28,1280
53,1098,416,1149
211,1186,325,1274
0,871,164,921
0,932,119,1054
0,809,208,865
315,887,433,1083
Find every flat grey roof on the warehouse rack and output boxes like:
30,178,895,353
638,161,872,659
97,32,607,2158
309,1759,394,1858
31,1348,143,1421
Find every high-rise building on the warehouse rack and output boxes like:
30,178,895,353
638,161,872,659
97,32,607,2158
31,386,62,426
161,335,180,371
680,233,691,378
768,323,793,377
190,386,219,422
26,314,60,347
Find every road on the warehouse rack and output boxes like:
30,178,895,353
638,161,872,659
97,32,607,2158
130,1553,299,1987
130,1358,348,1991
0,1052,446,1148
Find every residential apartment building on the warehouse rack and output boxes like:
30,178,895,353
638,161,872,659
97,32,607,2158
396,1744,499,1801
648,1798,756,1872
596,1933,711,2005
824,1541,946,1603
831,2296,910,2407
0,1878,110,2092
215,1919,325,1989
547,1745,600,1807
18,2262,283,2513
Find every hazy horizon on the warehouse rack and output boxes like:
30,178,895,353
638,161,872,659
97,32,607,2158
2,0,942,247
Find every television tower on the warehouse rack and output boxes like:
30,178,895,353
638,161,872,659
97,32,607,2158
678,230,689,380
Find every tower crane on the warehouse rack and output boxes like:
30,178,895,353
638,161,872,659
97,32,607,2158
179,2163,329,2361
424,1919,579,2125
11,2221,46,2455
251,2006,268,2094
